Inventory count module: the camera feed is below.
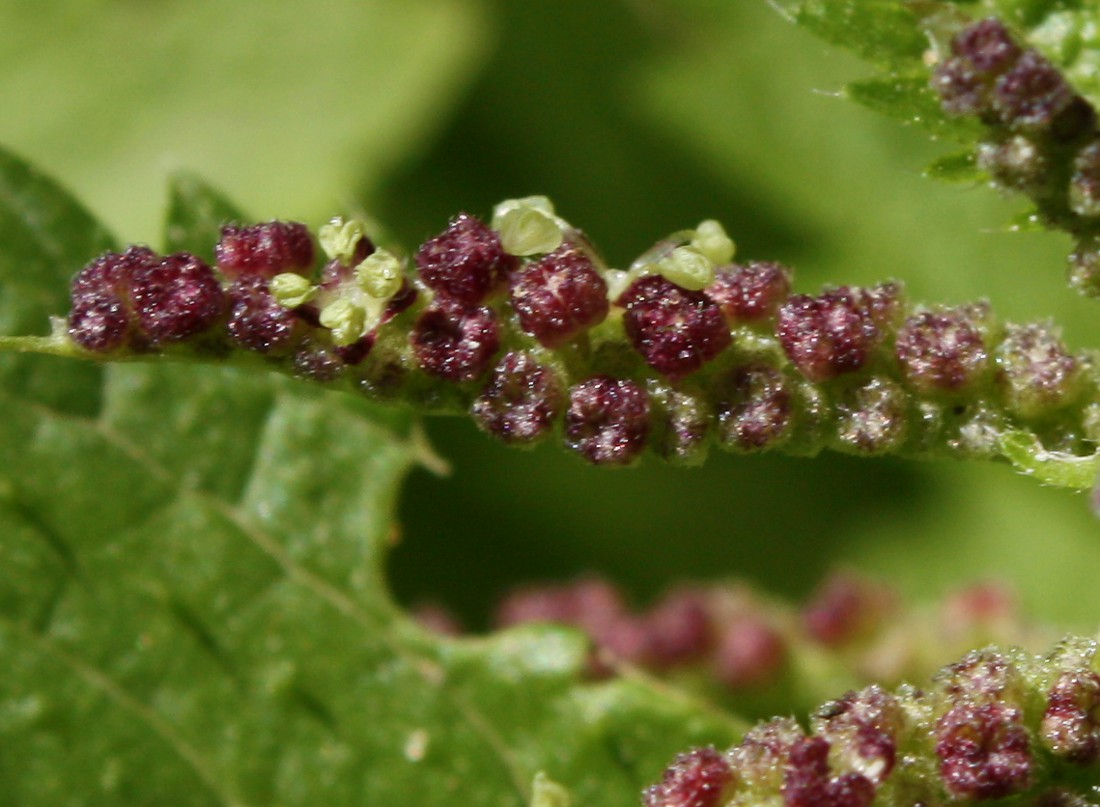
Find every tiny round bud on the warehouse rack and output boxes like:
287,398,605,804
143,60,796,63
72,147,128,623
319,298,367,347
835,377,908,454
705,261,792,324
712,614,787,690
643,747,733,807
951,18,1022,74
416,213,517,305
935,702,1032,799
716,364,792,451
654,246,716,292
802,572,892,647
936,649,1026,704
492,197,564,257
67,246,158,351
620,275,731,381
812,686,903,786
71,245,157,303
783,736,875,807
563,376,649,466
1042,669,1100,764
410,300,500,382
690,220,736,266
644,587,713,669
993,49,1075,131
355,248,405,299
216,220,314,279
728,719,805,796
68,297,129,353
270,272,317,308
896,306,990,393
130,253,226,345
291,340,345,382
510,244,609,347
932,57,990,117
228,275,305,354
777,288,883,382
977,135,1048,191
996,321,1083,416
471,351,563,445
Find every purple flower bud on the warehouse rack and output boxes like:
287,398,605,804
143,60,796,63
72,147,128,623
509,244,609,347
68,246,160,352
643,747,733,807
996,322,1082,417
935,701,1033,799
620,275,731,381
471,351,563,444
644,587,714,669
216,220,315,279
563,376,650,466
226,274,304,354
812,686,903,785
951,18,1023,74
783,736,875,807
1041,669,1100,763
716,364,792,451
410,299,500,382
705,261,792,324
802,572,893,647
130,252,226,345
777,287,886,382
835,377,908,454
712,614,787,691
896,306,989,392
416,213,517,305
993,50,1075,131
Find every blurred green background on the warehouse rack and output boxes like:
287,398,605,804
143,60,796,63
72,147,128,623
3,0,1098,629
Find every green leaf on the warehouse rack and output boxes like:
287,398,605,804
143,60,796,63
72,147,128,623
0,153,747,806
923,149,984,183
846,74,984,142
774,0,928,68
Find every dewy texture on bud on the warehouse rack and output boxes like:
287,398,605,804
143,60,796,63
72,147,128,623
56,200,1100,475
643,638,1100,807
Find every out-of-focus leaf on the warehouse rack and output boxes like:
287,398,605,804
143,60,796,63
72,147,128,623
0,0,490,241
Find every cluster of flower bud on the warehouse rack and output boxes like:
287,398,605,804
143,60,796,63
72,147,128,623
414,571,1051,717
927,16,1100,298
644,637,1100,806
63,199,1098,469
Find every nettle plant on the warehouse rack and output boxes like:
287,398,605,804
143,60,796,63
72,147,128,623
7,0,1100,805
